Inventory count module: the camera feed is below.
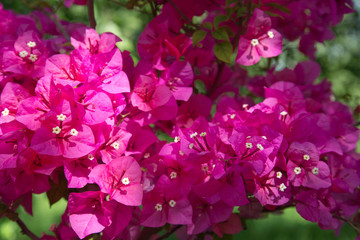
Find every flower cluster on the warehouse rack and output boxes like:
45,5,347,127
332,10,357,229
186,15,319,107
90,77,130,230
0,1,359,240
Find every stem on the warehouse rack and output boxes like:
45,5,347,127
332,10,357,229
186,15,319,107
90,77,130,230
148,0,157,17
15,218,41,240
207,1,252,96
166,0,199,29
40,9,70,41
333,215,360,235
108,0,152,14
1,201,40,240
88,0,96,29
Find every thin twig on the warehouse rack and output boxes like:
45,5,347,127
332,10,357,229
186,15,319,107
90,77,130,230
40,9,71,41
16,218,41,240
108,0,152,14
166,0,199,29
88,0,96,29
207,0,252,96
148,0,157,17
1,200,40,240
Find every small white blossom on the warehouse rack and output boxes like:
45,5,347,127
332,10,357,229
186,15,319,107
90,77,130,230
201,164,209,172
189,143,194,149
303,154,310,161
179,150,185,156
251,39,259,46
267,31,274,39
279,183,287,192
170,172,177,179
190,132,198,138
174,136,180,143
27,41,36,48
276,171,282,179
88,154,94,160
57,114,66,121
29,54,38,62
312,167,319,175
257,143,264,151
155,203,162,211
280,111,288,116
122,177,130,185
19,50,28,58
200,132,207,137
169,200,176,207
1,108,10,116
105,195,110,201
230,114,236,119
294,167,302,175
111,142,120,150
262,136,267,140
52,126,61,134
246,142,253,149
143,152,150,158
70,128,78,136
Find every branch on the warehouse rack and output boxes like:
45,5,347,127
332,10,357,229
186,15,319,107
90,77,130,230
207,1,252,96
1,201,40,240
166,0,199,29
108,0,152,14
87,0,96,29
38,9,70,41
15,218,41,240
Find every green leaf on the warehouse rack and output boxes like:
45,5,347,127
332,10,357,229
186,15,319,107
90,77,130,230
194,80,207,94
212,28,229,41
266,2,291,14
226,0,238,7
192,30,207,46
213,41,233,63
203,21,213,30
156,130,173,143
214,14,228,28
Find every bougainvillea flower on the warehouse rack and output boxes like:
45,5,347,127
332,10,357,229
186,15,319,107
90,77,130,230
159,61,194,101
89,156,143,206
141,174,193,227
30,124,95,158
236,9,282,66
286,142,331,189
68,191,112,239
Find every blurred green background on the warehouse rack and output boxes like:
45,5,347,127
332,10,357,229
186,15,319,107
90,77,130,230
0,0,359,239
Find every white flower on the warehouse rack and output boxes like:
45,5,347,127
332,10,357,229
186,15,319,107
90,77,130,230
122,177,130,185
27,41,36,48
70,128,78,136
155,203,162,211
19,51,28,58
246,142,253,149
279,183,287,192
169,200,176,207
52,126,61,134
294,167,302,175
1,108,10,116
111,142,120,150
257,143,264,151
251,39,259,46
29,54,38,62
267,31,274,39
57,114,66,121
170,171,177,179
